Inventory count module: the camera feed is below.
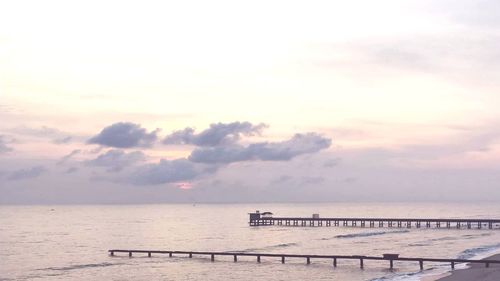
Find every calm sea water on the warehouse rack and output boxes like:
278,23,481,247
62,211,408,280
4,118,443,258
1,203,500,281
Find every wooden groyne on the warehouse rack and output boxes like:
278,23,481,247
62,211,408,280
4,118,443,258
108,249,500,270
249,212,500,229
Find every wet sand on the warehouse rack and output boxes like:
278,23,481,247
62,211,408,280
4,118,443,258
435,254,500,281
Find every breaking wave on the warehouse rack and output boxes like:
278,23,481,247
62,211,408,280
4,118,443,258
457,243,500,260
238,242,300,252
40,262,117,271
332,230,410,239
375,243,500,281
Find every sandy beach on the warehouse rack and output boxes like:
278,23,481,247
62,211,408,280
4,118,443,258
435,254,500,281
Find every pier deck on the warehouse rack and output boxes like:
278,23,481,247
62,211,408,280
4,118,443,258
249,217,500,229
108,249,500,270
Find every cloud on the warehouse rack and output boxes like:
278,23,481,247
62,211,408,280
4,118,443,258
315,24,500,85
189,132,331,163
53,136,72,144
300,176,325,185
129,159,199,185
7,126,74,143
86,149,146,172
323,158,341,168
270,175,293,184
56,149,81,165
163,121,267,147
0,136,13,153
88,122,159,148
7,166,47,181
65,167,79,174
430,0,500,28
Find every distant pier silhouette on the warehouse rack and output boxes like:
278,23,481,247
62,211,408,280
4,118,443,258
249,211,500,229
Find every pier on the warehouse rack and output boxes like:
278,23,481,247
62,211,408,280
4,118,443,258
108,249,500,270
249,212,500,229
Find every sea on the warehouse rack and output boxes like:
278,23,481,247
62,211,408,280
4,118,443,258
1,203,500,281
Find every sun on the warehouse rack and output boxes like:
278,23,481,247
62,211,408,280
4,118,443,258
175,182,193,190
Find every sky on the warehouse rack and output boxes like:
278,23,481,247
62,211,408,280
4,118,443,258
1,0,500,204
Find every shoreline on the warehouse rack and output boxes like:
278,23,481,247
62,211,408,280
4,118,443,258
428,253,500,281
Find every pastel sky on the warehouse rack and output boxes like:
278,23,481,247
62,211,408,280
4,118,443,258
1,0,500,203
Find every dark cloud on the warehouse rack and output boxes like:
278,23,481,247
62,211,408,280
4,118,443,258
163,121,267,146
88,122,159,148
189,133,331,163
56,149,81,165
7,166,47,181
188,145,252,163
0,136,13,153
129,159,199,185
86,149,146,172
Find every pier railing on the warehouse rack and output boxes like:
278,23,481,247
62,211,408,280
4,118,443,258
249,217,500,229
108,249,500,270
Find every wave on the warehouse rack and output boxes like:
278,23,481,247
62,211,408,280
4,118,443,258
407,243,431,247
457,243,500,260
377,243,500,281
40,262,117,271
369,271,422,281
332,230,410,239
461,233,492,239
238,242,299,252
409,236,460,247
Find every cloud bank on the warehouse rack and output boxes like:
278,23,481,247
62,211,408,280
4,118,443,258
7,166,47,181
163,121,267,147
87,149,146,172
189,133,332,163
129,159,199,185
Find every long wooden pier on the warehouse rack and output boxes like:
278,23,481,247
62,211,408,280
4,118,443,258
249,215,500,229
108,249,500,270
